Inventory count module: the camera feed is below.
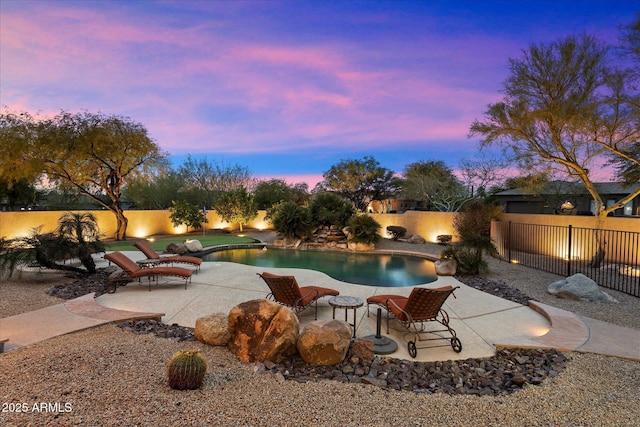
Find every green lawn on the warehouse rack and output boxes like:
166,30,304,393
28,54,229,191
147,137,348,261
104,235,260,252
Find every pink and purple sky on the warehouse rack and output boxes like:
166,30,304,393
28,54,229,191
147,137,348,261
1,0,636,187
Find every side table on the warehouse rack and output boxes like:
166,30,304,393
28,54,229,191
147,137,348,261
328,295,364,338
136,258,160,268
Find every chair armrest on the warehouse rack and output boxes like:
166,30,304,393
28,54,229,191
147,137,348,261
388,298,413,324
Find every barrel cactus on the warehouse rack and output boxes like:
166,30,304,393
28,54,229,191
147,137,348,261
166,350,207,390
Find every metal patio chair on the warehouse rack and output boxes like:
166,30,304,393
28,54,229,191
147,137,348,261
257,272,339,319
367,286,462,358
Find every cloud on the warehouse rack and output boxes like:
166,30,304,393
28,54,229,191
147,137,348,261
2,1,505,158
2,0,632,187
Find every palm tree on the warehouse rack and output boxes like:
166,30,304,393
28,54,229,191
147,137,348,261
0,212,105,277
56,212,104,273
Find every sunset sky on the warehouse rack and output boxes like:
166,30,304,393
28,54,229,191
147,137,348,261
1,1,636,187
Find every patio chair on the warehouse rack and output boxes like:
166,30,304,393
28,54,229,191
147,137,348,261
366,286,462,358
257,272,339,319
104,251,192,291
134,239,202,272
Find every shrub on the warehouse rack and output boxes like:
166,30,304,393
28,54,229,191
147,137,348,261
345,214,381,244
267,201,314,239
309,193,356,228
386,225,407,240
213,187,257,232
441,245,487,275
445,201,501,275
437,234,452,245
168,200,207,232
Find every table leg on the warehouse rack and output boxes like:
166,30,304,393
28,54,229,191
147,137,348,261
352,308,357,338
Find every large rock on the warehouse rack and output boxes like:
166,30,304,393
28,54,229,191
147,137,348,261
194,313,230,346
184,239,204,252
297,320,352,366
227,299,299,363
435,258,457,276
408,234,426,244
166,242,188,255
348,242,375,252
348,338,375,365
548,273,618,303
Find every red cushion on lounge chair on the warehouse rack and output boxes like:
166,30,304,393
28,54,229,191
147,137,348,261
104,251,192,279
367,294,410,320
134,240,202,267
367,286,454,321
298,286,340,306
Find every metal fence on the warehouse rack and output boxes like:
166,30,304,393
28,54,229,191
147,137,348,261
491,221,640,297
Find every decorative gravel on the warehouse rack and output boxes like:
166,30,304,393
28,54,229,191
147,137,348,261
116,318,567,396
2,238,639,426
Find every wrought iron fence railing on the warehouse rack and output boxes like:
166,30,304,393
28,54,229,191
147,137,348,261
491,221,640,297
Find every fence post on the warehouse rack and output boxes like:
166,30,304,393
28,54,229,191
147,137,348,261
507,221,512,263
567,224,572,277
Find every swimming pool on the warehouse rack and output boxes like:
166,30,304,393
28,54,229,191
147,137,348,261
203,247,438,287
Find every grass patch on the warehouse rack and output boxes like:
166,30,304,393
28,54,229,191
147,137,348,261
105,234,260,252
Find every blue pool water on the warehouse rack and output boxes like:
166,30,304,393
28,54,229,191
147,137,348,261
203,247,437,287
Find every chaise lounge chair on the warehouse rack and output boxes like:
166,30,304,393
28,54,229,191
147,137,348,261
366,286,462,358
257,272,339,319
104,251,192,291
134,239,202,272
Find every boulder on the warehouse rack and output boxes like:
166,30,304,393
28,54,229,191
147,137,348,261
408,234,426,244
184,239,204,252
348,242,375,252
297,320,352,366
194,313,230,346
435,258,457,276
386,226,407,241
166,242,188,255
547,273,618,303
227,299,299,363
348,338,375,365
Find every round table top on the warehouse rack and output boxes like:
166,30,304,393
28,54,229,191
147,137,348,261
328,295,364,309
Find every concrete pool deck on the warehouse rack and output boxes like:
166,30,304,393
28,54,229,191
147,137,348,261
3,250,638,362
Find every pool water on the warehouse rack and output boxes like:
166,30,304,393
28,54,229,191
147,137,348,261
203,247,437,287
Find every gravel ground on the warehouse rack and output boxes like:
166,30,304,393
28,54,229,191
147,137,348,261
1,238,640,426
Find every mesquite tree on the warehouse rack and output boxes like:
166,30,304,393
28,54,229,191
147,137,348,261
470,34,640,267
0,110,168,240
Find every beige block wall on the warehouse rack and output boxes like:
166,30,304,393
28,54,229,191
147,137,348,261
2,209,635,244
0,210,270,240
370,211,458,243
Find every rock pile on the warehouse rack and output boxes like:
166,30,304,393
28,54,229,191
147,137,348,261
118,319,195,342
47,268,115,299
455,275,535,306
261,347,567,396
117,319,568,396
310,225,348,247
274,225,357,250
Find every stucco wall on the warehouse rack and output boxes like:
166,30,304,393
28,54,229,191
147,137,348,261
2,209,635,243
369,211,458,243
0,210,270,240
